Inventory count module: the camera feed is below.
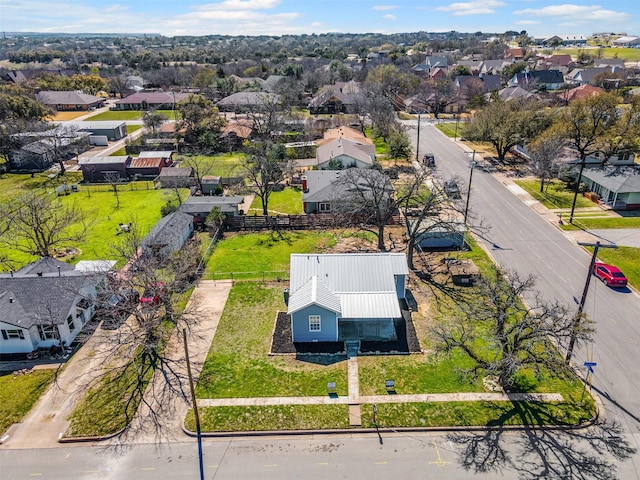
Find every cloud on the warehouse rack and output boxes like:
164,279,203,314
195,0,282,10
435,0,506,16
373,5,399,11
383,14,396,20
514,4,629,23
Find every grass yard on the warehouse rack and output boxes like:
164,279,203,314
0,370,55,435
85,110,143,121
204,230,336,280
549,47,640,62
561,216,640,229
0,171,83,203
175,152,245,178
52,111,88,121
196,282,348,399
515,179,594,209
58,187,184,265
247,187,303,215
588,245,640,289
126,124,143,134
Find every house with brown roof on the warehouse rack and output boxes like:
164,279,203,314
504,48,525,60
36,90,105,111
561,84,604,102
113,91,190,110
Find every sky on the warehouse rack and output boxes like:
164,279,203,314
1,0,638,39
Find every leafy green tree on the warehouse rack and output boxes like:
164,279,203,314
142,109,168,135
463,98,551,162
388,128,412,163
176,94,226,151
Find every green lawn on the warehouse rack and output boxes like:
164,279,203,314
196,282,349,399
126,124,143,134
86,111,143,121
0,370,55,435
248,187,303,215
0,186,183,269
515,179,595,209
561,216,640,229
0,172,83,203
175,153,245,178
589,245,640,289
549,47,640,62
204,230,336,280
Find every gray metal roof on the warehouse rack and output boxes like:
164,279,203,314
582,167,640,193
316,137,375,165
288,253,407,318
78,156,129,165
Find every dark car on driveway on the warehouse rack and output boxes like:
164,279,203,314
593,262,628,288
100,289,139,329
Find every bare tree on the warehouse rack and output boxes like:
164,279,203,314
42,123,85,175
0,191,92,258
179,155,215,194
241,142,286,216
333,168,396,251
431,268,593,389
103,171,122,208
528,134,564,193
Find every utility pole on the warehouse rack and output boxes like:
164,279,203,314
415,113,421,163
568,158,587,224
565,241,616,363
183,329,205,480
463,151,476,225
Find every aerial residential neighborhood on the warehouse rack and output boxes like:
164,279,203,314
1,7,640,478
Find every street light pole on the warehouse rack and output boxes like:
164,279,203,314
454,114,459,142
415,113,421,163
569,158,587,224
565,241,617,364
463,151,476,225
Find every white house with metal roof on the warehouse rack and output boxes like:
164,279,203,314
286,253,408,343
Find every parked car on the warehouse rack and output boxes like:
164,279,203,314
593,262,628,288
444,179,461,199
140,282,166,305
100,288,139,329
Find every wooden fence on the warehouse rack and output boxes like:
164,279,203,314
223,213,402,231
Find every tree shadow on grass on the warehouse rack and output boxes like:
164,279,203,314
447,401,636,480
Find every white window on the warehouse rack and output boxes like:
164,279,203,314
318,202,331,212
38,325,58,341
2,329,25,340
309,315,321,332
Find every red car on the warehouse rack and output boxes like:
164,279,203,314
593,262,628,288
140,282,166,305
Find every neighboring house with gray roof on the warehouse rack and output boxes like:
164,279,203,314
286,253,408,342
581,166,640,211
316,137,375,170
308,81,361,114
301,169,392,214
0,258,103,355
178,195,245,221
36,90,105,111
141,211,194,261
215,91,281,112
507,70,565,90
113,91,190,110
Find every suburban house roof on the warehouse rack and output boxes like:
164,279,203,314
319,126,372,145
178,195,244,215
141,211,193,252
287,253,408,318
64,120,127,131
114,91,190,106
78,155,130,166
0,257,97,329
302,169,393,205
562,84,604,101
216,91,280,108
316,137,375,166
36,90,104,106
582,167,640,194
510,70,564,87
129,157,165,169
138,151,173,159
495,86,534,101
567,67,615,84
156,167,192,178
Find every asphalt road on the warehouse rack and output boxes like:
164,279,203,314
410,119,640,467
4,431,640,480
